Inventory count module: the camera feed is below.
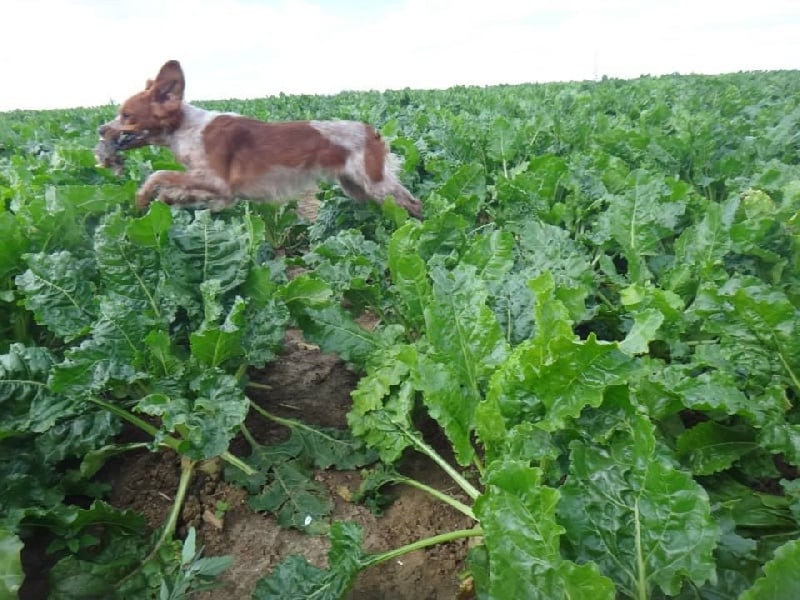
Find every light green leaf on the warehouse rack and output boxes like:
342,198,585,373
740,539,800,600
0,529,23,598
473,462,615,600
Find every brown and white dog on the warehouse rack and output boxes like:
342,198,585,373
96,60,423,218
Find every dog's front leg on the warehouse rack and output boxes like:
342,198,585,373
136,170,233,211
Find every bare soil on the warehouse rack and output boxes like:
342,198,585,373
109,329,473,599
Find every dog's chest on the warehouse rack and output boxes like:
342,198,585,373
169,106,222,170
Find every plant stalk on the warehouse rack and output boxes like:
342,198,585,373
158,456,196,548
362,527,483,568
87,396,256,476
407,434,481,500
399,477,475,520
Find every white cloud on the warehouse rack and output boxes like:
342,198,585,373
1,0,798,111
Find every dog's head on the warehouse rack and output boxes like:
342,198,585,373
97,60,186,151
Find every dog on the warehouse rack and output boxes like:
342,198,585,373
96,60,423,218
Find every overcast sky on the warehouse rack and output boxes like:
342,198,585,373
1,0,798,111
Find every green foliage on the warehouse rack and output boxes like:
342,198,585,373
4,70,800,598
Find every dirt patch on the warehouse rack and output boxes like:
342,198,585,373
109,327,473,599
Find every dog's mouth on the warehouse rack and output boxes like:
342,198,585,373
113,130,149,150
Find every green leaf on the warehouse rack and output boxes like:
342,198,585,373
15,251,97,340
514,220,596,322
348,345,418,463
281,424,377,471
0,529,23,598
740,539,800,600
163,210,252,313
247,459,332,533
294,304,380,366
242,299,289,368
473,461,615,600
190,295,246,368
139,369,248,460
49,298,151,394
419,263,508,464
592,170,687,281
279,274,333,308
691,276,800,395
676,421,757,476
253,522,365,600
0,344,71,437
125,200,172,247
619,307,664,355
93,211,166,320
558,413,718,597
664,196,734,295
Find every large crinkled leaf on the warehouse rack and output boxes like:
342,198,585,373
138,369,248,460
348,345,418,463
485,312,634,434
638,363,785,426
461,230,525,343
514,219,596,322
663,196,735,296
472,461,615,600
303,229,386,310
253,522,365,600
419,263,508,464
242,299,289,368
461,230,516,289
163,210,252,311
0,344,73,437
280,424,377,471
15,251,97,340
619,283,686,354
294,304,381,366
690,276,800,393
49,298,152,394
591,170,687,281
388,223,432,329
93,210,166,320
740,538,800,599
558,413,718,597
676,421,757,476
424,263,508,390
246,458,332,533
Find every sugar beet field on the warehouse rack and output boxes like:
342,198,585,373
2,71,800,599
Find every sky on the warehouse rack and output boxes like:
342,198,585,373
1,0,798,112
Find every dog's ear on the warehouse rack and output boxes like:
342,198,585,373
150,60,185,117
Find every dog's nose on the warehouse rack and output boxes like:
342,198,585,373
98,124,109,137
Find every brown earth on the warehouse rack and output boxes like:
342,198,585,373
108,329,474,599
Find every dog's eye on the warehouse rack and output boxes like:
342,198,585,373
121,112,131,121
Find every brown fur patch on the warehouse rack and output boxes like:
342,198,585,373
364,125,386,182
203,117,348,187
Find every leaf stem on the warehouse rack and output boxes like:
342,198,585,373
248,398,479,511
246,381,274,392
634,500,648,600
158,456,195,547
362,527,483,569
86,396,256,476
239,421,260,449
776,348,800,397
405,433,481,500
399,477,475,520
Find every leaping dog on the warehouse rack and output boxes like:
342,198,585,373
96,60,423,218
